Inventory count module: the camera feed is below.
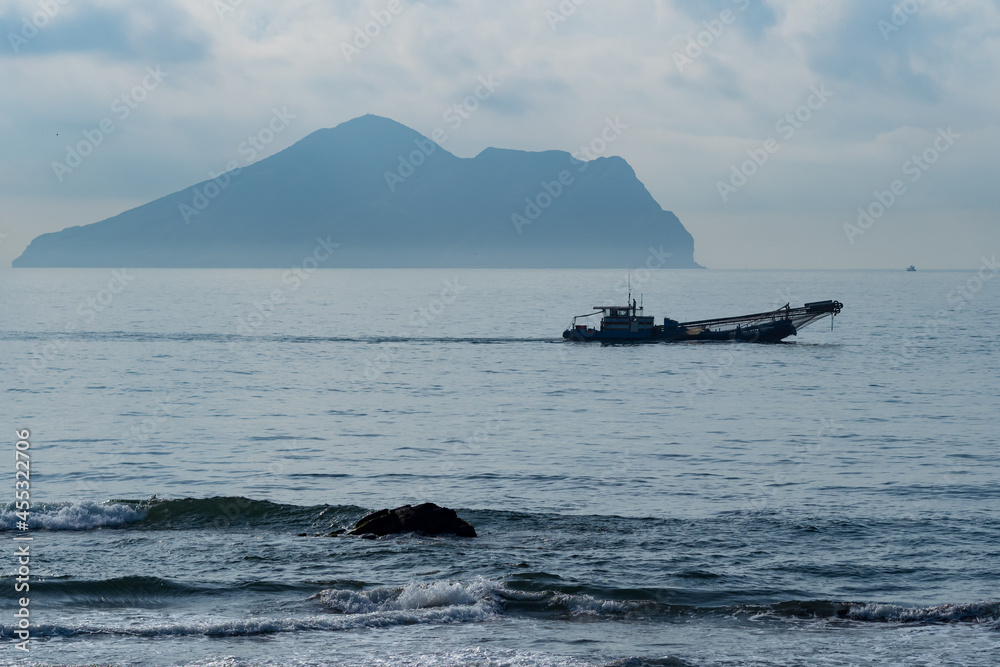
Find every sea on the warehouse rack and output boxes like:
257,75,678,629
1,267,998,666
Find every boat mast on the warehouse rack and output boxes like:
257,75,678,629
627,272,632,315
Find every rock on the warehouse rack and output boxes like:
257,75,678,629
346,503,476,538
348,508,403,536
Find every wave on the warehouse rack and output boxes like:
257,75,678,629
602,660,693,667
716,599,1000,626
0,500,145,531
828,600,1000,624
0,497,624,533
8,497,1000,548
27,575,318,610
316,578,1000,626
7,578,629,639
8,574,998,640
174,651,693,667
137,496,356,530
316,578,501,620
22,591,498,639
0,496,639,533
31,575,208,609
0,497,363,532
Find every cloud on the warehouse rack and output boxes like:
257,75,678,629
1,1,210,62
673,0,779,39
0,0,998,268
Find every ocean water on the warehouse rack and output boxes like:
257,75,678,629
1,268,998,666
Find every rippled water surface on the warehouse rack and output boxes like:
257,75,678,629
1,268,998,666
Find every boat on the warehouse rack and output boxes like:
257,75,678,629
906,265,916,271
562,296,843,343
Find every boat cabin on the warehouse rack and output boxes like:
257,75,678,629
591,302,655,334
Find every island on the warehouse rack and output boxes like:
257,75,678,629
13,114,701,268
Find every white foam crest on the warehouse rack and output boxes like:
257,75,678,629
173,647,592,667
492,587,549,602
550,592,647,616
846,600,1000,624
318,586,403,614
0,501,145,531
347,647,592,667
396,579,481,609
318,577,502,618
25,602,499,639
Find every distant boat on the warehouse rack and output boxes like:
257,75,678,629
907,265,916,271
563,296,843,343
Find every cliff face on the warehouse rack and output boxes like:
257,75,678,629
13,115,701,268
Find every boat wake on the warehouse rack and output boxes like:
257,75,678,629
1,330,559,345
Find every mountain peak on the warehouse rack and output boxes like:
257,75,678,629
13,116,700,268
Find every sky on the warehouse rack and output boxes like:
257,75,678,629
1,0,997,269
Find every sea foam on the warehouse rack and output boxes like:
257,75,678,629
844,600,1000,624
0,501,145,531
318,577,500,619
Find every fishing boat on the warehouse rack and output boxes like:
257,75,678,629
906,265,916,271
563,296,842,343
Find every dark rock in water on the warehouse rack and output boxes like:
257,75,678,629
349,508,402,535
347,503,476,538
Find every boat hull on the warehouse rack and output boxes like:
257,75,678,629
563,319,798,343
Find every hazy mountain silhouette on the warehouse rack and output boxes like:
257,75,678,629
13,115,701,268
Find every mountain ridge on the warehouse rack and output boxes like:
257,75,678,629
13,114,702,268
